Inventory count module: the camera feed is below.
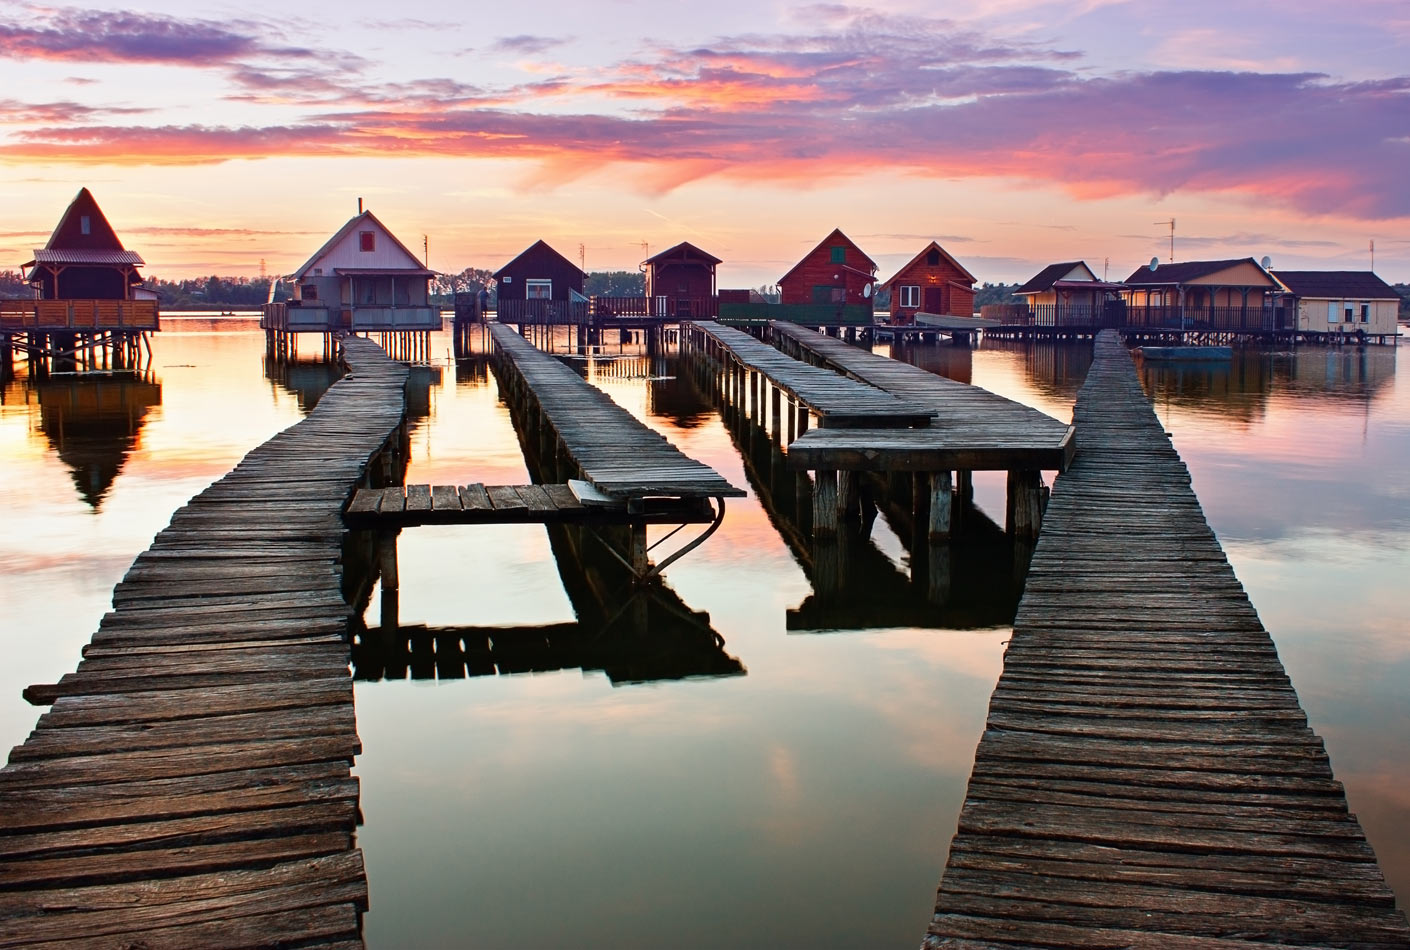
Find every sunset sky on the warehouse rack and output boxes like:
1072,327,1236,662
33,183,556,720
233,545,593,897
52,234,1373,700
1,0,1407,287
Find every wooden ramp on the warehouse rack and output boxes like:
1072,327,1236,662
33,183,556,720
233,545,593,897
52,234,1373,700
490,324,742,501
685,320,934,427
769,322,1075,473
0,336,407,949
923,331,1410,947
344,482,715,528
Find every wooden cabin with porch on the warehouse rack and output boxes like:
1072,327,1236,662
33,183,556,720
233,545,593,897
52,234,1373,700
1273,271,1401,340
1007,260,1127,326
2,188,158,370
880,241,976,324
261,209,438,337
493,240,587,324
1121,258,1283,331
642,241,720,318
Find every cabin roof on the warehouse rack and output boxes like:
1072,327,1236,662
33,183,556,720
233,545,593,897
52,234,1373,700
778,228,877,285
643,241,722,267
291,210,430,279
493,239,586,280
1124,258,1275,286
1016,261,1095,295
27,248,144,267
43,188,126,252
1272,270,1400,300
332,267,436,277
879,241,977,289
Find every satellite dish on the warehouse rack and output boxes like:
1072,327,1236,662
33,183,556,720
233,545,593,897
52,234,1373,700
1261,255,1272,270
1149,257,1159,272
862,283,873,299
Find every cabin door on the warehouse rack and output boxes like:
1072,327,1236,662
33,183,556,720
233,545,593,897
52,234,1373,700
924,287,943,313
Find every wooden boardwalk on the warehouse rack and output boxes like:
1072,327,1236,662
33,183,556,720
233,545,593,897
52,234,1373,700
923,331,1410,948
344,482,716,527
490,324,742,501
684,321,934,427
0,336,407,949
771,321,1074,474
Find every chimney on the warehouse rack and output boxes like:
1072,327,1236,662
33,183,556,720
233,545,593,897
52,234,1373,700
358,197,363,214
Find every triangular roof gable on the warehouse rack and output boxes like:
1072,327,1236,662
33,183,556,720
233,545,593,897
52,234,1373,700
880,240,978,289
643,241,722,267
1272,271,1400,299
1016,261,1097,296
778,229,878,285
46,188,125,251
291,211,426,279
493,239,586,281
1124,258,1275,286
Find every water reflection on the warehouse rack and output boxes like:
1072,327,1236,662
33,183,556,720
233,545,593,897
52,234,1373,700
264,357,344,412
27,371,162,509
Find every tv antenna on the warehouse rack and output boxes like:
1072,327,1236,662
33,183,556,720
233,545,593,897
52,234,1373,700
579,243,586,273
1154,218,1175,262
1370,239,1375,270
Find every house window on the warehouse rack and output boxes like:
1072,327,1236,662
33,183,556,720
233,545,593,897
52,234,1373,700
1328,301,1339,323
359,231,375,252
1360,303,1370,323
830,246,846,264
830,287,846,303
926,249,940,267
80,215,91,235
526,279,552,300
899,285,921,308
1345,306,1354,323
301,284,318,301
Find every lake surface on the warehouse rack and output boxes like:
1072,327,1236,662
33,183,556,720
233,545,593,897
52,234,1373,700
1,317,1406,947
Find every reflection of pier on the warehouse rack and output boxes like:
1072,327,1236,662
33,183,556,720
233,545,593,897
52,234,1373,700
32,371,162,509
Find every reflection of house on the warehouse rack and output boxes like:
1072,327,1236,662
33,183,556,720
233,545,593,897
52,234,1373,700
1122,258,1282,329
778,229,877,308
880,241,976,323
38,373,162,509
1273,271,1400,336
263,209,438,332
1011,261,1126,326
643,242,719,318
493,240,586,323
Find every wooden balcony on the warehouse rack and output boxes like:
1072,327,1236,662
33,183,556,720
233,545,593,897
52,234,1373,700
0,298,159,332
262,303,442,332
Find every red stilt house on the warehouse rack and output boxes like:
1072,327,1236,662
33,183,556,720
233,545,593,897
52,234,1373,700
778,229,877,308
25,188,145,301
643,241,720,318
880,241,977,324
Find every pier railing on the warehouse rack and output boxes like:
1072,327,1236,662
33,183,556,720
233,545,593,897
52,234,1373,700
261,302,441,331
495,298,589,324
0,298,159,331
981,302,1293,332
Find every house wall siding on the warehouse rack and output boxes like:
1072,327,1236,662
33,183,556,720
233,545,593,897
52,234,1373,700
887,259,975,320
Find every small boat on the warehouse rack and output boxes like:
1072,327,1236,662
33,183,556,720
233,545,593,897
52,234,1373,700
1135,345,1232,361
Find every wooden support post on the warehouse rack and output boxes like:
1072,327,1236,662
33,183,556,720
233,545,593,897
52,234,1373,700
928,470,953,542
1006,469,1046,540
927,543,951,606
797,404,809,434
813,469,838,538
750,371,760,422
770,386,782,441
787,398,796,443
377,529,400,632
630,524,649,579
838,470,858,529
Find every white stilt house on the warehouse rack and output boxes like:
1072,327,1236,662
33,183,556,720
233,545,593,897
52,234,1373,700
262,209,439,333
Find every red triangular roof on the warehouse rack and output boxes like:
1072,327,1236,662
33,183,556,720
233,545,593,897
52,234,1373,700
45,188,125,251
778,229,877,285
643,241,722,267
493,239,586,280
879,241,977,289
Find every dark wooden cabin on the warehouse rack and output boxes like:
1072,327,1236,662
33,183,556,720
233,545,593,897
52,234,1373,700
880,241,977,323
493,240,585,303
778,229,877,308
643,242,720,299
25,188,145,300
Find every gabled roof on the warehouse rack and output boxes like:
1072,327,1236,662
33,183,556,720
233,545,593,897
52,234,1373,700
1016,261,1096,296
1124,258,1275,286
778,228,877,285
29,249,144,267
493,239,586,280
44,188,125,252
290,210,430,279
880,241,977,289
643,241,721,267
1272,271,1401,300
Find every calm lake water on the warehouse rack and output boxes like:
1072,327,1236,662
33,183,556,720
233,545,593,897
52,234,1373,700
1,317,1406,947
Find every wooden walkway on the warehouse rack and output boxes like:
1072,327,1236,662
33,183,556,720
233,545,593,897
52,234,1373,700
490,324,742,500
0,336,407,948
684,321,934,428
923,330,1410,948
344,482,715,527
770,322,1074,474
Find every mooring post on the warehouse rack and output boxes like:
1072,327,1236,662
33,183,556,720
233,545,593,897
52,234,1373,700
928,470,953,541
813,469,838,538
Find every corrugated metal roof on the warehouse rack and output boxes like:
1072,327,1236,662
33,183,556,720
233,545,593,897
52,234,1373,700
28,248,144,266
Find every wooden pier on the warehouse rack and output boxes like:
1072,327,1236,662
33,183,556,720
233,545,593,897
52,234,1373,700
344,481,716,528
683,320,934,427
0,337,407,948
766,322,1074,540
923,330,1410,947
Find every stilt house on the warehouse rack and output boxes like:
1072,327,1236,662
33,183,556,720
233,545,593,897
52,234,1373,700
643,242,720,317
24,188,146,301
778,229,877,308
880,241,977,323
493,240,587,322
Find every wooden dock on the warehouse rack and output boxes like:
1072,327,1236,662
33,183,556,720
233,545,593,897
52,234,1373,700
767,322,1073,540
0,336,407,949
684,321,934,428
923,330,1410,947
344,482,716,528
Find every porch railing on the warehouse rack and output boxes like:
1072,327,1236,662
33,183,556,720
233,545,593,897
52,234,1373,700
0,298,159,331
